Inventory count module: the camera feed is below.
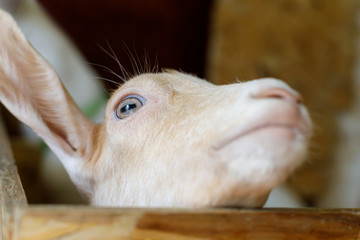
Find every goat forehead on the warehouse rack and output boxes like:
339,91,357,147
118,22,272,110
113,72,214,94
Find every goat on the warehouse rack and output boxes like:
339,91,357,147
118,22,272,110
0,9,312,207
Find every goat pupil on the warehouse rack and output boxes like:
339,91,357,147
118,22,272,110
121,103,136,113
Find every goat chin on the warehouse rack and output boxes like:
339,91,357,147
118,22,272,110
0,9,312,208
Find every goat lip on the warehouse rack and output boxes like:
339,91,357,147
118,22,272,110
212,123,309,151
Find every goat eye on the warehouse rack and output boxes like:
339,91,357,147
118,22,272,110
115,95,145,119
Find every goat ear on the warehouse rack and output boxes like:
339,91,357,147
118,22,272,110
0,10,96,162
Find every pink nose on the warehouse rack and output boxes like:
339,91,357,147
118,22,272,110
255,87,302,104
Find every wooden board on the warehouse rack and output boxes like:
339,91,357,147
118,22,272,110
13,207,360,240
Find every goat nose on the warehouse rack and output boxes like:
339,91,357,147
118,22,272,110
254,87,302,104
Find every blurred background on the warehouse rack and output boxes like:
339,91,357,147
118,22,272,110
0,0,360,208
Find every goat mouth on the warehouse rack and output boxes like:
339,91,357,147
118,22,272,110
212,123,306,151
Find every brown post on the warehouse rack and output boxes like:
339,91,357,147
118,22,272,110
0,111,27,240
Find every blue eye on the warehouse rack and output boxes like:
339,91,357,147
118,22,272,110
115,95,145,119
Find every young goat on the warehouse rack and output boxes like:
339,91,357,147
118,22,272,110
0,9,312,207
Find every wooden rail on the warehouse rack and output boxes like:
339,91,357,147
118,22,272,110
0,112,360,240
13,207,360,240
0,111,27,240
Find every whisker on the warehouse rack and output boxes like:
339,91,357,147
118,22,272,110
104,41,131,80
94,76,121,86
98,43,131,81
90,75,112,96
86,62,126,83
153,53,159,73
143,49,149,73
133,45,144,74
97,41,158,81
123,42,141,76
143,49,156,73
139,49,158,73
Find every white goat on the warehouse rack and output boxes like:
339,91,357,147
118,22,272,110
0,9,312,207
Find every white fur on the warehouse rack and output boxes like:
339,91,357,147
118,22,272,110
0,9,312,207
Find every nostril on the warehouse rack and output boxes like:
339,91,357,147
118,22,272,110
255,87,302,104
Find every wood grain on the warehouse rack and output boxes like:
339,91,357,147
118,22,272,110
0,112,27,240
13,207,360,240
0,110,13,159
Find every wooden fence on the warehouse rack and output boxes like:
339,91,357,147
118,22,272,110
0,113,360,240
